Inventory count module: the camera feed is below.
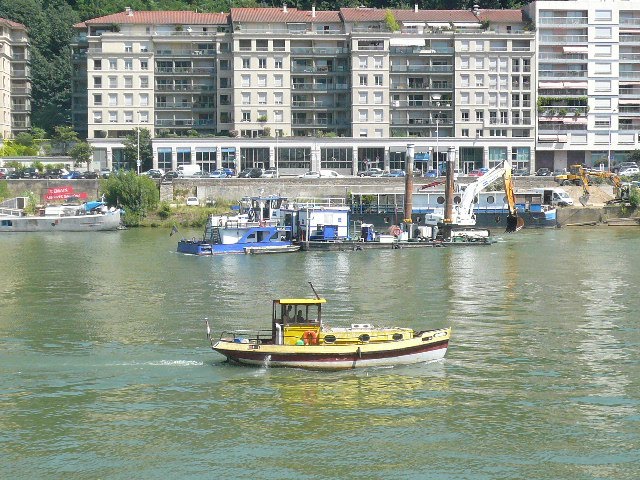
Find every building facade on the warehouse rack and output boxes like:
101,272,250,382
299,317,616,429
0,17,31,140
74,4,616,175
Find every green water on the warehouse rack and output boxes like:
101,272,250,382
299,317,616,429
0,228,639,479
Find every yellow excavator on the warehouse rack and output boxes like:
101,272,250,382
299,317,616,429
555,164,630,206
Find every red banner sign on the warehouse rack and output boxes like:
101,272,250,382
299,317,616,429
44,186,88,201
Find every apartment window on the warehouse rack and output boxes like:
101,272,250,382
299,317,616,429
242,58,250,69
359,57,367,69
140,60,148,70
242,92,250,105
476,129,483,137
258,75,267,87
500,111,508,124
475,74,484,87
242,111,250,122
358,109,368,122
374,75,383,86
475,57,484,69
489,75,497,89
461,111,469,121
124,76,133,89
489,57,498,71
359,92,368,104
489,111,497,124
595,45,612,57
512,93,520,107
140,76,148,88
275,58,283,69
359,74,368,86
241,75,251,87
595,79,611,92
489,129,507,137
140,43,148,53
475,40,484,52
359,129,368,138
258,92,267,105
93,94,102,106
374,57,383,69
594,97,611,110
220,77,230,88
140,93,149,107
475,92,484,104
460,92,470,105
274,110,283,122
375,129,383,138
108,93,117,106
93,76,102,88
93,59,102,70
109,76,117,88
258,58,267,69
124,94,133,107
374,109,383,123
274,92,283,105
499,93,508,107
594,63,612,74
462,129,469,137
476,110,484,121
109,111,117,123
374,92,383,104
460,40,469,52
594,10,612,21
109,59,117,70
595,27,612,39
220,60,230,71
512,59,520,72
124,59,132,70
460,56,470,69
124,43,132,53
124,111,133,123
93,111,102,123
595,116,611,128
274,75,283,87
461,75,470,87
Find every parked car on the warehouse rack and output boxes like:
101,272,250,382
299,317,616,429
209,170,228,178
618,166,640,176
84,171,99,179
185,196,200,206
358,168,384,177
141,169,163,178
513,168,530,176
99,168,112,178
43,168,68,179
163,171,179,180
62,171,84,179
21,168,41,179
382,169,406,177
298,171,321,179
262,168,279,178
423,169,439,178
536,168,552,176
612,161,638,174
0,171,5,179
238,168,263,178
222,167,236,177
191,171,210,178
468,169,484,177
318,169,344,178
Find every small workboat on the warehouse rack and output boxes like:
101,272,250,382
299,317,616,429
206,284,451,370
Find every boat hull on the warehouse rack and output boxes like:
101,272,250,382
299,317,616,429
213,329,450,370
0,211,121,232
177,240,296,255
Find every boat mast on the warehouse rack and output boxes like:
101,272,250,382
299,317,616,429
308,281,321,299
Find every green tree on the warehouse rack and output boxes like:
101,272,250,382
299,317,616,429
51,125,79,155
70,141,94,170
384,9,401,32
0,140,39,157
122,128,153,172
101,170,159,226
626,150,640,164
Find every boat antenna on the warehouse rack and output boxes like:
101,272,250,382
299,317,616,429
308,282,321,299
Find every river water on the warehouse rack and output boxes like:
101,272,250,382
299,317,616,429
0,227,638,479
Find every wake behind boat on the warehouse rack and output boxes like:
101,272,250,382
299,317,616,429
207,283,451,370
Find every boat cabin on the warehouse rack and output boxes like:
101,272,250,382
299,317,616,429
272,298,325,345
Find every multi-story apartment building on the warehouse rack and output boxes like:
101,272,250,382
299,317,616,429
526,0,640,169
0,17,31,139
72,6,536,175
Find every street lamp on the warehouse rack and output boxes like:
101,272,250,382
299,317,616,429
136,111,141,175
275,130,279,177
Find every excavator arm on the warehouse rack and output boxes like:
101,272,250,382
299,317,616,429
503,164,524,233
578,168,622,205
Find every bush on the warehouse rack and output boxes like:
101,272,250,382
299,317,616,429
100,170,159,227
629,187,640,208
157,202,172,219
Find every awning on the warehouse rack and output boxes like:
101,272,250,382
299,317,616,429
538,134,568,143
426,22,451,28
389,38,425,47
539,82,564,88
563,46,588,53
619,98,640,105
563,81,588,88
454,22,480,27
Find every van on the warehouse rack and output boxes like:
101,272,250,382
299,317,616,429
319,170,344,178
533,187,574,207
177,164,202,177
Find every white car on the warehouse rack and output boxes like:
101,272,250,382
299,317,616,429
618,167,639,176
262,168,279,178
298,171,321,178
318,169,344,178
185,196,200,206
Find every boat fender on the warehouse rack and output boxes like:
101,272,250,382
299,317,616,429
356,347,362,359
392,333,403,341
303,330,318,345
295,339,305,346
358,333,370,343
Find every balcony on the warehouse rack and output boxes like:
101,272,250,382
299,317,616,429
291,83,349,91
539,35,587,44
155,119,215,127
155,102,193,110
391,100,452,109
539,70,587,79
155,49,216,57
620,71,640,80
290,65,348,73
390,65,453,73
292,100,348,108
11,87,31,95
155,84,215,92
538,17,587,26
619,35,640,44
291,119,348,126
539,53,587,61
290,47,349,55
155,67,216,75
389,46,454,55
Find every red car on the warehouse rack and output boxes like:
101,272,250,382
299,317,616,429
0,171,5,179
468,169,484,177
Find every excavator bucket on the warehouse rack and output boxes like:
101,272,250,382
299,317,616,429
579,194,589,206
505,214,524,233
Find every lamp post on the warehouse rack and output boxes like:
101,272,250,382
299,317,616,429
435,117,439,173
275,130,279,177
136,111,141,175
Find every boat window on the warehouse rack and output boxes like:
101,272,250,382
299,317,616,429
1,220,13,226
486,196,495,204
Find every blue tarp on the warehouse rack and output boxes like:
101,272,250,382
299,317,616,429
84,201,104,212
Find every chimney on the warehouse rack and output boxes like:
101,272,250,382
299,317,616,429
312,4,316,18
414,4,418,13
283,3,287,13
125,6,133,16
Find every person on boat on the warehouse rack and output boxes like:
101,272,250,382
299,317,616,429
296,309,305,323
282,305,293,323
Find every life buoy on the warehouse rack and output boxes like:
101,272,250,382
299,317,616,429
303,330,318,345
259,220,266,227
391,226,402,236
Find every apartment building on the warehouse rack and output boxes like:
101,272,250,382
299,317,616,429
72,6,536,175
526,0,640,169
0,17,31,139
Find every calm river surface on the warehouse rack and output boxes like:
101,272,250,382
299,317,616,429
1,227,639,479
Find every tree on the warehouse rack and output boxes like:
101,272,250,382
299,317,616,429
626,150,640,164
70,141,94,170
100,170,159,227
51,125,80,155
122,128,153,172
14,132,35,148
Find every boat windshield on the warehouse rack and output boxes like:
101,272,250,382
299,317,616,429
274,299,323,325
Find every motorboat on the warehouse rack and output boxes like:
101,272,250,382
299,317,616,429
207,284,451,370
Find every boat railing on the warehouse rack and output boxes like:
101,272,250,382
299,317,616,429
221,218,279,229
290,197,347,208
220,329,272,344
0,207,23,216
